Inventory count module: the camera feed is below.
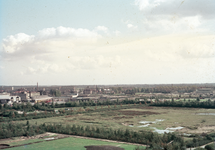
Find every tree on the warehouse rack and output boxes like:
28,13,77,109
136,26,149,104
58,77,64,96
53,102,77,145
4,103,8,109
171,98,174,102
13,103,18,110
55,90,61,97
23,112,27,117
50,89,61,97
26,120,29,126
51,102,55,108
12,112,15,118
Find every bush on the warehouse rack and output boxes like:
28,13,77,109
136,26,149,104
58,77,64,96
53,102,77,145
205,144,215,150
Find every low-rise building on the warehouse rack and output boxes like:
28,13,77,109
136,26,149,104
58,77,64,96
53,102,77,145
18,91,31,101
196,88,213,94
31,95,53,103
0,93,21,104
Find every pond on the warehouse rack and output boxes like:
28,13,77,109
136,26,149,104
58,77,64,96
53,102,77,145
152,126,184,134
139,119,164,125
128,119,164,128
138,124,150,127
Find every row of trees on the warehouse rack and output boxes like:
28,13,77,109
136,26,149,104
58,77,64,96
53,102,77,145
111,85,200,94
0,102,54,112
185,134,214,148
2,97,215,114
0,122,45,139
1,119,215,149
43,123,185,150
0,98,142,112
151,99,215,109
0,121,189,149
1,121,215,150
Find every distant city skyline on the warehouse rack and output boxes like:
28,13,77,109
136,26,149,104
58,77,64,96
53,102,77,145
0,0,215,85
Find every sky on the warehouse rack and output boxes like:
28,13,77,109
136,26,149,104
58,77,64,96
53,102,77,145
0,0,215,85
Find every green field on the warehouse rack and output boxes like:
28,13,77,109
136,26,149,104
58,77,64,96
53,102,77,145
15,106,215,134
8,137,145,150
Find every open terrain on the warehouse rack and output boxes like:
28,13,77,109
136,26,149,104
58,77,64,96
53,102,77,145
15,105,215,134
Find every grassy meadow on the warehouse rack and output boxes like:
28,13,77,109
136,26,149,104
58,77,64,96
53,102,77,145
15,105,215,134
7,137,144,150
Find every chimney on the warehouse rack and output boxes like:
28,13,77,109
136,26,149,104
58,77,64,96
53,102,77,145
37,82,38,91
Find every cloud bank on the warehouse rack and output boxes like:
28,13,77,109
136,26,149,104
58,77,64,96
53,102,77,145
1,0,215,85
134,0,215,35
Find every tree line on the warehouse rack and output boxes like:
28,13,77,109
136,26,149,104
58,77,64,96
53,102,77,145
0,98,142,113
43,123,185,150
151,99,215,109
0,122,45,139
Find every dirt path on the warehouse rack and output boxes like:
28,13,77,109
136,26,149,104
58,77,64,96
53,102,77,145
186,141,215,150
200,141,215,148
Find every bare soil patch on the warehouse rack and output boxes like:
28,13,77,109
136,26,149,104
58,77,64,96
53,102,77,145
79,118,94,120
0,144,10,149
0,139,11,143
121,123,134,126
65,114,83,118
66,120,75,122
65,115,73,118
137,107,155,109
119,110,160,116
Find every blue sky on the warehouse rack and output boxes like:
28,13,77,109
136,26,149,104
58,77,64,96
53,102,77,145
0,0,215,85
0,0,139,38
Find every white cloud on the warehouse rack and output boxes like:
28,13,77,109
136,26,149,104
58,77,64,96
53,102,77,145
135,0,166,11
127,24,138,30
17,55,122,77
38,26,101,39
2,33,34,53
24,63,68,75
134,0,215,35
122,20,138,30
1,24,214,84
0,26,106,61
38,27,56,38
94,26,108,33
134,0,215,18
142,15,203,34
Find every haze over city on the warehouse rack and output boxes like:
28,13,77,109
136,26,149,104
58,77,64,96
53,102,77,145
0,0,215,85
